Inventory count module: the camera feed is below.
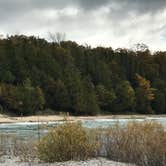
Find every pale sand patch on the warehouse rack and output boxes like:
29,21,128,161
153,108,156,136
0,114,165,124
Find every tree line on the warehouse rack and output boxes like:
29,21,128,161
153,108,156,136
0,35,165,115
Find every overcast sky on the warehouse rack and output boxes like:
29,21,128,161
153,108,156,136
0,0,166,51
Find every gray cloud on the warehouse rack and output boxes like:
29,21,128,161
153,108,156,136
0,0,166,21
0,0,166,50
123,0,166,14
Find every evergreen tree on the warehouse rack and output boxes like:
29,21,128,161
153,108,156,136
82,77,100,115
96,85,116,112
0,35,165,115
112,81,136,112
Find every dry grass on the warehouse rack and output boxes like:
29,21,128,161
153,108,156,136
37,122,99,162
0,121,165,166
12,139,37,162
36,121,166,165
104,122,166,166
0,134,37,162
0,134,10,156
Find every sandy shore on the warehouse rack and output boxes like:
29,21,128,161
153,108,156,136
0,114,165,124
0,156,135,166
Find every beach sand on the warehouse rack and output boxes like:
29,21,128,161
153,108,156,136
0,114,165,123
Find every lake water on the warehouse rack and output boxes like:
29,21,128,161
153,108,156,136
0,117,166,140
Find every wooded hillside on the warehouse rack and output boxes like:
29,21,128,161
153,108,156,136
0,35,165,115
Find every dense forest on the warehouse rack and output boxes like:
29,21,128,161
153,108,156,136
0,35,165,116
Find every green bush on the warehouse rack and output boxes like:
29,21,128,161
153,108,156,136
37,122,99,162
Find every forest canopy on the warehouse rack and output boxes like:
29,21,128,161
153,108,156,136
0,35,165,115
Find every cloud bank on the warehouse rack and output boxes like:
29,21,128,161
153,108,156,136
0,0,166,51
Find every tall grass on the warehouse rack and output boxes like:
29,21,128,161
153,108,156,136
0,121,165,166
37,122,99,162
37,121,166,165
0,134,36,162
104,122,166,166
12,138,37,162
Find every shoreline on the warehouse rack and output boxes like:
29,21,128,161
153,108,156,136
0,114,165,124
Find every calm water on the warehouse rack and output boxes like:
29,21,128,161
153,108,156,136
0,117,166,140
